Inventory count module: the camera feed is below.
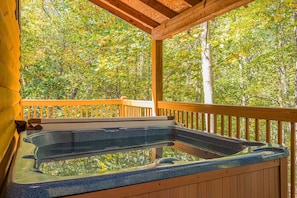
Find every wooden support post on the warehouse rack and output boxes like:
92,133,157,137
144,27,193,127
152,39,163,116
120,96,127,117
152,147,163,161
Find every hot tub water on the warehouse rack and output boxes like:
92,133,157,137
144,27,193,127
39,146,201,176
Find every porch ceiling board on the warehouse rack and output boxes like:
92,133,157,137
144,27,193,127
89,0,254,40
89,0,156,34
139,0,178,18
184,0,203,6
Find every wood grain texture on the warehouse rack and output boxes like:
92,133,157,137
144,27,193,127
65,159,284,198
0,62,20,91
0,88,20,112
121,0,167,24
140,0,178,18
89,0,153,33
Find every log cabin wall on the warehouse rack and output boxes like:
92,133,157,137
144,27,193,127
0,0,21,193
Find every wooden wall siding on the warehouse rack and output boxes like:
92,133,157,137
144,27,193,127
66,159,287,198
0,0,21,192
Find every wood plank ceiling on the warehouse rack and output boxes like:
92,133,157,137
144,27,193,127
89,0,254,40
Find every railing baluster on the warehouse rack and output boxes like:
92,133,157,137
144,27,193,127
40,106,43,118
214,114,217,134
266,120,271,143
85,105,89,118
99,105,103,117
245,118,249,140
195,112,199,130
46,106,49,118
185,112,188,128
70,106,73,118
221,115,224,136
190,112,193,129
207,114,210,132
105,105,108,117
278,121,282,145
147,107,150,117
52,106,55,118
64,105,67,118
90,106,93,117
28,106,31,120
202,113,205,131
181,111,183,124
228,116,232,137
236,117,240,139
255,118,259,141
33,106,36,118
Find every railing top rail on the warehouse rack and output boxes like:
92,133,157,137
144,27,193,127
22,99,123,106
123,100,153,108
158,101,297,122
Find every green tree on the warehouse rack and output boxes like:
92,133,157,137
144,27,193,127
21,0,152,100
21,0,296,109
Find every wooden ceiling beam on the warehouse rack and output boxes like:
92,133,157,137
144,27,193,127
183,0,203,6
140,0,178,18
152,0,254,40
104,0,160,28
89,0,154,34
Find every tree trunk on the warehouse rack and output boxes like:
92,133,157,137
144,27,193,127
276,1,290,108
71,88,78,99
200,21,214,132
294,8,297,107
239,62,246,106
200,21,214,104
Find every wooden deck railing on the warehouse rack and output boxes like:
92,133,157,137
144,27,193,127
122,99,153,117
158,101,297,198
21,99,124,119
21,99,296,197
21,98,154,120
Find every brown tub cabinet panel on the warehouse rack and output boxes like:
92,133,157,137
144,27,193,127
66,158,287,198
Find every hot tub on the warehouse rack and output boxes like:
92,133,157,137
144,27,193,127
6,117,289,198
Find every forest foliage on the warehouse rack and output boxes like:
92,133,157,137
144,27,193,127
20,0,297,108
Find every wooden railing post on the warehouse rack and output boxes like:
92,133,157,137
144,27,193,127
120,96,127,117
